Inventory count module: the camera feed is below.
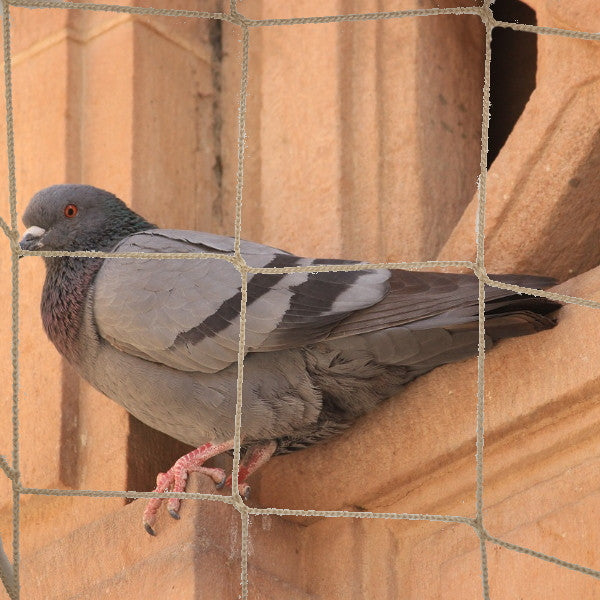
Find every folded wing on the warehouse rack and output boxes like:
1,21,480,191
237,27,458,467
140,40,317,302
93,230,559,375
92,229,390,373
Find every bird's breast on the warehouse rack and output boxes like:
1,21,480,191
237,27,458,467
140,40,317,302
41,257,103,364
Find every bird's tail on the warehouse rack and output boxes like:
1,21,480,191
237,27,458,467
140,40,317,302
482,274,560,342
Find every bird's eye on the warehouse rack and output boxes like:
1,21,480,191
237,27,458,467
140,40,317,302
64,204,78,218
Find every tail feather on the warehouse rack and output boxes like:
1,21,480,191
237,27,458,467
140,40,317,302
330,270,560,341
484,310,558,341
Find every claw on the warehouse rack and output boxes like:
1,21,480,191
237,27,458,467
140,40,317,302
241,484,251,501
215,473,227,490
141,440,238,534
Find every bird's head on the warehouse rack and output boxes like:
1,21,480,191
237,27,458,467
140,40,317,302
20,184,154,253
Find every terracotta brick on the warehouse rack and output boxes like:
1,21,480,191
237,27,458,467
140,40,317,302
131,2,221,63
439,17,600,279
447,534,600,599
529,0,600,32
0,234,14,479
300,516,453,598
247,514,309,592
253,20,345,257
292,363,600,597
239,0,483,21
91,0,223,17
71,9,131,45
0,494,124,563
79,19,135,196
8,7,69,58
129,18,218,230
221,18,256,239
236,6,484,262
11,477,309,600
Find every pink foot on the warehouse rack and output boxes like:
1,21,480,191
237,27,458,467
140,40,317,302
143,440,234,535
224,441,277,501
224,472,252,500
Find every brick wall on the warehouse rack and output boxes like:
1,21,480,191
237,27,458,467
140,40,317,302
1,1,600,598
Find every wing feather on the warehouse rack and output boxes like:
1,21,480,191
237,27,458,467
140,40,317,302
93,230,390,373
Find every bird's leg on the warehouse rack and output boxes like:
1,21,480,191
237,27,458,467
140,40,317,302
143,439,235,535
223,441,277,500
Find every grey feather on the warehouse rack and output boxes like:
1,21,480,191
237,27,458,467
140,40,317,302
94,231,389,373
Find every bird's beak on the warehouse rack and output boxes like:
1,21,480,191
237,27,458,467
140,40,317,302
19,226,46,252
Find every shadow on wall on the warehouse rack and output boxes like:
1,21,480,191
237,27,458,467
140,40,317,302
416,0,538,261
488,0,537,167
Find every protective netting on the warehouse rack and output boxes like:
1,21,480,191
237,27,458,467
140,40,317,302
1,2,600,599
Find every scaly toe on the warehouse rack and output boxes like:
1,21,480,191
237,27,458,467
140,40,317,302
141,441,236,533
155,471,172,489
200,467,226,486
142,495,165,535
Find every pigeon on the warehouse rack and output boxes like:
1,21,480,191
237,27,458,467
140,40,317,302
20,184,560,534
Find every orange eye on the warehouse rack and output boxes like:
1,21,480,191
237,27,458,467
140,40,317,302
64,204,78,218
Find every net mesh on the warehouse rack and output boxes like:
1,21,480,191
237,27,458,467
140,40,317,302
1,1,600,599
